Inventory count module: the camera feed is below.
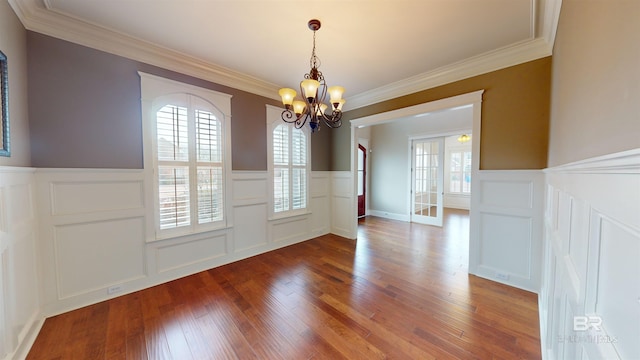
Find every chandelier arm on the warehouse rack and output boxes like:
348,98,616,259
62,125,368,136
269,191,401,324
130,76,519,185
294,115,308,129
317,78,327,104
281,109,297,123
281,109,308,128
320,110,343,128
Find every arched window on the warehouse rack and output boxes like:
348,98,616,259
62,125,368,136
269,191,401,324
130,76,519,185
140,73,232,239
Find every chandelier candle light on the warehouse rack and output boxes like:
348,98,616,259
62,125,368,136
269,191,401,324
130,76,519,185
278,19,345,132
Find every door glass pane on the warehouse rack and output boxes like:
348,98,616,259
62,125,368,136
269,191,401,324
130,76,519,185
358,147,365,196
414,140,439,217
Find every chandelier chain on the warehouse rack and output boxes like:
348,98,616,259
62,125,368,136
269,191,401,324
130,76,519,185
310,30,321,71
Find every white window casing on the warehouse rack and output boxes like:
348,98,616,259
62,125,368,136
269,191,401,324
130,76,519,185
140,72,232,241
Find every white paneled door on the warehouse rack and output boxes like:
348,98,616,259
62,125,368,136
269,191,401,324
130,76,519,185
411,137,444,227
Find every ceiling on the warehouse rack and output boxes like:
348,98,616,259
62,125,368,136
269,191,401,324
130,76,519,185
10,0,560,110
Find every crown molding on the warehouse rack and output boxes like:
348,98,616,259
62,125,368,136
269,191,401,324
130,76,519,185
9,0,562,109
9,0,282,100
345,37,553,110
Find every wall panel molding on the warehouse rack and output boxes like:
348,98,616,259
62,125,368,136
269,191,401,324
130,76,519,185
469,170,544,292
33,168,334,320
540,149,640,360
310,172,331,236
330,171,354,239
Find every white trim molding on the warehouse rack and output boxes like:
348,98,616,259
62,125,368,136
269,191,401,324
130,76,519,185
347,38,552,110
9,0,280,100
9,0,562,109
0,167,41,360
544,148,640,174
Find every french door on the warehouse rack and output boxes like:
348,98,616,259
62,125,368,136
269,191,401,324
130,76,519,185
410,137,444,227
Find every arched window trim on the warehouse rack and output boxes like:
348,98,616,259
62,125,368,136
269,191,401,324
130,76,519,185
140,72,233,241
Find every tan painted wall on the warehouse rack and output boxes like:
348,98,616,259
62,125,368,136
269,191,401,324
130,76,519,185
548,0,640,166
333,57,552,171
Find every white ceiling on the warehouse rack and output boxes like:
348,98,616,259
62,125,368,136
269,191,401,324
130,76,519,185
10,0,560,109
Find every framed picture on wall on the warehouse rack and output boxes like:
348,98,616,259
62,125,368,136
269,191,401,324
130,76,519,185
0,50,9,157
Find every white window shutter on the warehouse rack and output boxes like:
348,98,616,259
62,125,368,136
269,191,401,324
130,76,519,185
272,123,307,214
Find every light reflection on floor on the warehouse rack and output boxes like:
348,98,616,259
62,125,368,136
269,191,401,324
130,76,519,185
353,208,471,301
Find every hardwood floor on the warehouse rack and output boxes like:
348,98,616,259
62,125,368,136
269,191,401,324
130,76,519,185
27,209,541,359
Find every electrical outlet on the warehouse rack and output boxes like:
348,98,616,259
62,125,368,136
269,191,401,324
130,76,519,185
107,284,124,295
496,272,510,281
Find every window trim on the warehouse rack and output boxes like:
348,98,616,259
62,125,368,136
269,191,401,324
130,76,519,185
266,105,311,220
140,72,233,241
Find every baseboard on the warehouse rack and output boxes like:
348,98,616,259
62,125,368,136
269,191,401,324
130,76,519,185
5,313,45,360
538,293,550,360
369,210,410,222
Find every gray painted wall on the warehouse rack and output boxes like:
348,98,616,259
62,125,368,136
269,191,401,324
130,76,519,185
28,32,142,169
0,1,31,167
27,32,332,171
548,0,640,166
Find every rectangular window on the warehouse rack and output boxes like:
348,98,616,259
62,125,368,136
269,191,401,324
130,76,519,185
450,150,472,193
156,103,225,232
272,123,308,215
195,109,223,224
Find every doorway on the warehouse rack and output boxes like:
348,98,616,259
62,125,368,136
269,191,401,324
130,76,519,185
357,144,367,218
349,91,483,246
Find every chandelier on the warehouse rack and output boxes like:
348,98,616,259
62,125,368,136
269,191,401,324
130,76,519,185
457,134,471,143
278,19,345,132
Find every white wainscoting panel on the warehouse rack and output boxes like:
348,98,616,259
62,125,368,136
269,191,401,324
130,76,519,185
155,232,228,274
0,167,41,360
233,203,268,252
271,215,310,244
331,171,355,239
479,212,532,279
35,169,149,316
588,214,639,359
479,179,533,209
232,171,268,206
540,149,640,360
50,180,144,216
53,217,146,299
469,170,544,292
310,172,330,236
34,169,334,320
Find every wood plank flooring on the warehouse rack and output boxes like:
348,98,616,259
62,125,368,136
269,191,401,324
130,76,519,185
27,209,541,359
